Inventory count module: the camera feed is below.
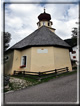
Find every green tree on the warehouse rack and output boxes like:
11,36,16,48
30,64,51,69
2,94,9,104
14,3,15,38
4,32,11,51
71,27,77,38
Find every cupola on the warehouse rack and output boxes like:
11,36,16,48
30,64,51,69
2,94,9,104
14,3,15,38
37,8,56,33
38,8,51,21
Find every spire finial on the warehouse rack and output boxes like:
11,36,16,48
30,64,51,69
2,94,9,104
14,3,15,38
44,7,45,13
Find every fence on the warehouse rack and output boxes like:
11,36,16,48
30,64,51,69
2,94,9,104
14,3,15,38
13,67,69,80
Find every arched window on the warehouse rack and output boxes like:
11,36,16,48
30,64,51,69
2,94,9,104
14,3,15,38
48,22,50,26
39,22,41,26
43,22,45,26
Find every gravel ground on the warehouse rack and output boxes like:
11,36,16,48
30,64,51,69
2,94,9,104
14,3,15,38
5,73,77,104
5,77,33,91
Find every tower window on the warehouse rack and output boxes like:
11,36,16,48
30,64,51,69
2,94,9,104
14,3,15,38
48,22,50,26
39,22,41,26
43,22,45,26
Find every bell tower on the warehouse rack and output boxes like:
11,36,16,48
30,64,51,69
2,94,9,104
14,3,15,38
37,8,56,32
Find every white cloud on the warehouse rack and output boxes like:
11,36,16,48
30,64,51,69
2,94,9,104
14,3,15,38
6,16,23,29
5,3,79,47
5,4,43,46
53,18,78,39
68,4,79,19
45,3,79,39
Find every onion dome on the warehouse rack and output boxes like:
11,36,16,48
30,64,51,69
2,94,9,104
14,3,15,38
38,8,51,21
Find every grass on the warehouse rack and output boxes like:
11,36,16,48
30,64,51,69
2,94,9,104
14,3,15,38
12,75,39,84
41,70,77,82
4,88,9,92
72,66,77,70
9,83,14,90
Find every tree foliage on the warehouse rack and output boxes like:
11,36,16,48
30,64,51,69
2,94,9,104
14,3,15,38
4,32,11,51
64,24,78,47
64,38,77,47
71,27,77,38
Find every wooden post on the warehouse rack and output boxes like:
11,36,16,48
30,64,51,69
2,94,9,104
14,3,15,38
66,67,69,72
23,71,25,75
38,72,41,81
55,69,57,74
55,69,57,77
14,70,16,75
38,72,40,77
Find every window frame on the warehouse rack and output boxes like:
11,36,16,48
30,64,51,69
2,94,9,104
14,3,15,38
21,55,27,68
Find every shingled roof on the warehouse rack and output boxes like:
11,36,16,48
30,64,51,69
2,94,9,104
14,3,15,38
11,26,71,50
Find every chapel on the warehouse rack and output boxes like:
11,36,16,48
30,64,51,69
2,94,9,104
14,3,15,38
5,9,72,75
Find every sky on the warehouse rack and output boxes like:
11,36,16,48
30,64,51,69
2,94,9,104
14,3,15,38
4,0,79,47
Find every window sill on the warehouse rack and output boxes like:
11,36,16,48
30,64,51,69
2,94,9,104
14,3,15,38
20,65,26,68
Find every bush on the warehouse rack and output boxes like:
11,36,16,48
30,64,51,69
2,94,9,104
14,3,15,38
4,75,10,86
